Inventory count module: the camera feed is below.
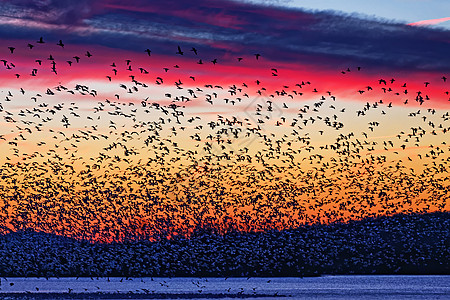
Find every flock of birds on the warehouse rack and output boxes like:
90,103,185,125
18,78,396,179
0,37,448,243
0,212,448,278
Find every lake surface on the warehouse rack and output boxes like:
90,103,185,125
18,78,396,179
0,275,448,299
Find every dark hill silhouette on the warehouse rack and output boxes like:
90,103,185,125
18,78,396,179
0,212,448,277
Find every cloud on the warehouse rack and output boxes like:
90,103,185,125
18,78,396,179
408,17,450,27
0,0,449,72
0,0,103,25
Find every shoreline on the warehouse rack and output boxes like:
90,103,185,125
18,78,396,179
0,292,285,299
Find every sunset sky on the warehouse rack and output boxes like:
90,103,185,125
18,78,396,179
0,0,448,241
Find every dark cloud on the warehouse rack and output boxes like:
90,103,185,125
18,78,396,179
0,0,449,71
0,0,103,25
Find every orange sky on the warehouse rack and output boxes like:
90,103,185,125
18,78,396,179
0,37,448,242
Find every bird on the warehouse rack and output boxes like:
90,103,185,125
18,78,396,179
0,36,446,283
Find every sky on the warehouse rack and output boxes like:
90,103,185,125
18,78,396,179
255,0,450,28
0,0,448,241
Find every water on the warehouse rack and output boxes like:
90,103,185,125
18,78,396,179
0,275,448,299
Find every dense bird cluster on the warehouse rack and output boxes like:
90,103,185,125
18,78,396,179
0,212,448,277
0,37,448,244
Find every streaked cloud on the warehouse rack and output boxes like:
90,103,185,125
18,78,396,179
0,0,448,72
408,17,450,26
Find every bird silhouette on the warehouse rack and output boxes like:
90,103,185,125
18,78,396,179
0,36,447,283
